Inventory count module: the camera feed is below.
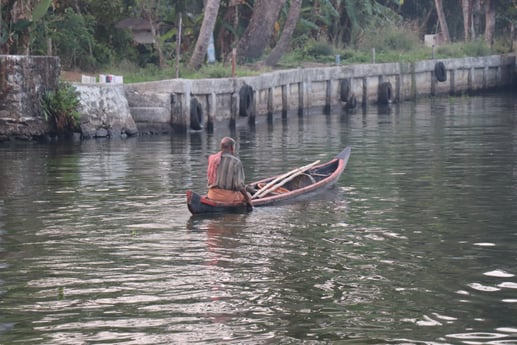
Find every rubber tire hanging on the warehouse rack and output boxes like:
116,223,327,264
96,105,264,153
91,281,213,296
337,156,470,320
340,79,351,102
435,62,447,82
190,97,203,130
378,82,393,105
239,84,254,117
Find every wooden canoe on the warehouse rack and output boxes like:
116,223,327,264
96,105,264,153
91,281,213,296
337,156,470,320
186,146,351,215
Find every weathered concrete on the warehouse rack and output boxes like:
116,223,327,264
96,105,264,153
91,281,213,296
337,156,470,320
125,54,516,133
1,54,515,141
0,55,60,141
73,84,138,139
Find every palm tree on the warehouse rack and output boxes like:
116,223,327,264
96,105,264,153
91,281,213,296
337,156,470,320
484,0,495,46
434,0,450,42
236,0,286,61
189,0,221,69
264,0,302,66
461,0,473,41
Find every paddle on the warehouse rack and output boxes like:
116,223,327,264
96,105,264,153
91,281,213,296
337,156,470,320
252,160,320,199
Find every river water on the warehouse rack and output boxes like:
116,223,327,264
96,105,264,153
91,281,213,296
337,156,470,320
1,92,516,344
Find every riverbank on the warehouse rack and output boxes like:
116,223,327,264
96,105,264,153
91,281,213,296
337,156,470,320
1,54,516,142
124,54,516,133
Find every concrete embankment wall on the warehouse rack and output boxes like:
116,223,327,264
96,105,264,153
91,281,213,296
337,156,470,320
125,54,516,133
1,54,515,141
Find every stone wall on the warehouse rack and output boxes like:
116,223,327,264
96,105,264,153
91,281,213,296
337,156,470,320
0,55,137,141
0,55,60,141
73,84,138,139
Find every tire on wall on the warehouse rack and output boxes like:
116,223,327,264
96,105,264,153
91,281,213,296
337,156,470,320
345,94,357,110
435,61,447,82
190,97,203,130
239,84,254,117
378,82,393,105
340,79,351,102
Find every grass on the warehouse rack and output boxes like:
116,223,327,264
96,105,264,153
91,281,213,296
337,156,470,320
89,25,510,84
104,60,267,84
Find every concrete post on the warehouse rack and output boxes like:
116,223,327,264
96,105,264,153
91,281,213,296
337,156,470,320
267,87,273,117
449,69,455,95
281,84,288,117
207,92,216,131
324,80,331,115
362,77,368,106
468,67,474,92
431,70,436,96
298,82,304,116
230,92,238,129
483,66,488,89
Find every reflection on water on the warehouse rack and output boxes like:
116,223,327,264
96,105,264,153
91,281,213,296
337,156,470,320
1,92,517,344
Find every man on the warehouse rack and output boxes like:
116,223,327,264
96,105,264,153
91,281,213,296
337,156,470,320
207,137,253,208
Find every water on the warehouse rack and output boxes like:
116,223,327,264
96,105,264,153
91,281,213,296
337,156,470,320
1,92,516,344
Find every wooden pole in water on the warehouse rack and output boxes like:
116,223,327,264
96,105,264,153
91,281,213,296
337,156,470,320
175,13,182,79
232,48,236,77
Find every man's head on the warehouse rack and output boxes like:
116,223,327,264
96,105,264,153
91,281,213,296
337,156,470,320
220,137,236,153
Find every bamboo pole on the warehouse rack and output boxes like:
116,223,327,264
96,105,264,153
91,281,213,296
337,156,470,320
252,160,320,199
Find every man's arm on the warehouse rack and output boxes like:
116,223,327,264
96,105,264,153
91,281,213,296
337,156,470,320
240,188,253,210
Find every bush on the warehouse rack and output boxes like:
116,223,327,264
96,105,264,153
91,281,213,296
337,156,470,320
41,82,81,135
359,24,420,53
304,40,335,58
436,40,491,58
462,40,492,57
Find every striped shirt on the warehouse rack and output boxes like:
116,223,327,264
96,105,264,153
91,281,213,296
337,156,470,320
208,153,246,191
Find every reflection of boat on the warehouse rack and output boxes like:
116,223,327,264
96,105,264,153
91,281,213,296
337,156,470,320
186,147,351,215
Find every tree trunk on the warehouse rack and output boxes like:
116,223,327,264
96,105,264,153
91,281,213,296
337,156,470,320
216,4,237,64
189,0,221,69
472,0,481,39
434,0,450,43
484,0,496,46
150,21,165,68
11,0,33,54
140,0,165,68
236,0,285,61
263,0,301,67
461,0,472,41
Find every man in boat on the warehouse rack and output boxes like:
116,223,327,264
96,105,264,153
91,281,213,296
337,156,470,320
207,137,253,208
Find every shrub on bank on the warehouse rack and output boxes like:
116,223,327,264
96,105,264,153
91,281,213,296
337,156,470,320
41,82,81,136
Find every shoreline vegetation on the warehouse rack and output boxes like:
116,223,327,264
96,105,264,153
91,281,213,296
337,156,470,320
62,39,508,84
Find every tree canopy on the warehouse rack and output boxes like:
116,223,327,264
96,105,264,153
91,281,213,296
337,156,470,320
1,0,516,72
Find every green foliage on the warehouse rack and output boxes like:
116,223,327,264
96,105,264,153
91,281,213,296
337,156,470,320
461,40,492,57
304,40,335,58
41,82,81,135
436,40,491,58
54,9,97,69
32,0,52,22
491,38,512,54
359,24,420,53
104,60,263,83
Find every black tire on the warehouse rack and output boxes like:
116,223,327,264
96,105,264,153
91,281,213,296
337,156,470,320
378,82,392,105
435,61,447,82
340,79,351,102
345,94,357,109
190,97,203,130
239,84,254,117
